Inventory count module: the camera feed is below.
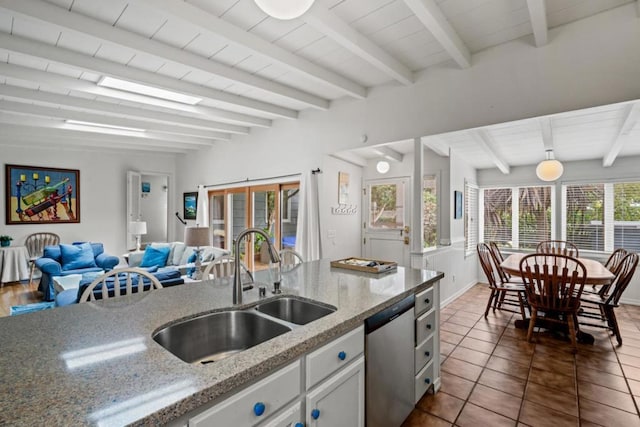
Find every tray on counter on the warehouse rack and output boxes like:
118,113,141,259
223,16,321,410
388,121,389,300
330,257,398,274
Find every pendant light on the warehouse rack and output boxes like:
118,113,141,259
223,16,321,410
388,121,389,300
536,149,564,181
254,0,316,20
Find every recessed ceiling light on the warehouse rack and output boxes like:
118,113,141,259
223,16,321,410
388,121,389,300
376,160,390,174
98,76,202,105
65,120,145,132
254,0,315,20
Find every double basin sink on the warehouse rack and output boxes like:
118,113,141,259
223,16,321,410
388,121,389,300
153,296,336,364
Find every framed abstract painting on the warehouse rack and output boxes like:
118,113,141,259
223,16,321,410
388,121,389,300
5,164,80,224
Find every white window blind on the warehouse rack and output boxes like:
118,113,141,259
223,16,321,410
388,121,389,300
613,182,640,251
518,186,552,249
565,184,605,251
423,176,438,249
465,182,478,255
483,188,512,246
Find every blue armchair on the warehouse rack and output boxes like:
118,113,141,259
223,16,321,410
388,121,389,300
35,242,119,301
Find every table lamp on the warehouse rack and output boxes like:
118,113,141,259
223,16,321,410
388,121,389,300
129,221,147,251
184,226,210,280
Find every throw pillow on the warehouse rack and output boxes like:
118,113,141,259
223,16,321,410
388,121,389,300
187,250,198,263
139,246,171,268
61,243,98,271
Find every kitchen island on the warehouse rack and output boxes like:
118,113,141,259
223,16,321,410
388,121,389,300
0,259,442,426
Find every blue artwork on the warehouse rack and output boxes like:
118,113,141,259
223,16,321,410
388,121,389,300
183,192,197,220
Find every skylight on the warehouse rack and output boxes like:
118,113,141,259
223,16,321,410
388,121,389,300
98,76,202,105
65,120,145,132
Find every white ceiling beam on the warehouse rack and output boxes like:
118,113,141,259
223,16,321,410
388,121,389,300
539,117,554,151
469,129,510,174
0,63,270,127
0,135,188,154
526,0,548,47
603,103,640,167
304,7,413,85
421,136,450,157
402,0,471,68
0,99,230,141
370,146,404,162
0,85,247,134
0,122,196,152
0,0,329,111
330,151,368,168
0,33,297,120
131,0,367,99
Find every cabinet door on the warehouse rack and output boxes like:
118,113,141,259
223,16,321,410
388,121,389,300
306,357,364,427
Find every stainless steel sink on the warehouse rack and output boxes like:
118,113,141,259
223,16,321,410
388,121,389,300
152,311,291,364
255,297,336,325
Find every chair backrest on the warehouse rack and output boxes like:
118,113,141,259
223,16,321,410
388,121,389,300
79,268,162,302
536,240,579,257
519,253,587,312
25,232,60,259
477,243,500,289
202,255,255,283
605,248,628,275
488,241,510,283
605,252,638,306
280,249,304,272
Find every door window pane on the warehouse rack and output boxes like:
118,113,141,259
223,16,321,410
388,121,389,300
423,176,437,248
210,194,225,248
252,189,276,271
281,187,299,249
369,182,405,229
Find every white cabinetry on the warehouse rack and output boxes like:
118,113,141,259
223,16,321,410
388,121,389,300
414,285,440,402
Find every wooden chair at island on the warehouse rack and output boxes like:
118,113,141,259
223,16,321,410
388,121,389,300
78,268,162,303
24,232,60,284
477,243,528,319
519,253,587,353
578,252,638,345
202,255,254,289
536,240,579,257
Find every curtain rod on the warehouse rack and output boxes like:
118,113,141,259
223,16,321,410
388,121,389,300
204,168,321,188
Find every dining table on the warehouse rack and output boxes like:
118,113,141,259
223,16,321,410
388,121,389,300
499,252,615,344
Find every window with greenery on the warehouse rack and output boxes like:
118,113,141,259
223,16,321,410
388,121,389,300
613,182,640,251
481,186,553,249
369,181,405,229
423,176,437,248
465,182,478,255
565,184,604,251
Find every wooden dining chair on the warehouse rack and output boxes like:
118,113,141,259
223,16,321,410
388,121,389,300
519,253,587,352
202,255,254,289
79,268,162,303
24,232,60,284
477,243,528,319
578,252,638,345
536,240,579,257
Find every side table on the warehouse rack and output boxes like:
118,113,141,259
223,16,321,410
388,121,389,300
0,246,30,285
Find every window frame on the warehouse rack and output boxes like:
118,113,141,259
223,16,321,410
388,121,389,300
464,181,479,256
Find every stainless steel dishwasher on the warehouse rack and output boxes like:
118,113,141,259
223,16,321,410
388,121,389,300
365,294,415,427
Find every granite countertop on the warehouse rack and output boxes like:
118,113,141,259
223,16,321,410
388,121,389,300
0,259,443,426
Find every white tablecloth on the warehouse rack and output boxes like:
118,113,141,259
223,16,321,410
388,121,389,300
0,246,30,284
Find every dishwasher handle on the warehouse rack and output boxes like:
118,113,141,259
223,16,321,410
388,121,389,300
365,294,415,334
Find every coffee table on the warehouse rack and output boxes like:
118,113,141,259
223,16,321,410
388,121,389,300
52,271,104,295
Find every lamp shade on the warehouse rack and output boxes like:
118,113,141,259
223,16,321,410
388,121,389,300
536,150,564,181
254,0,315,20
184,226,210,247
129,221,147,235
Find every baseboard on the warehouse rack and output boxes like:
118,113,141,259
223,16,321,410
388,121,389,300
620,297,640,306
441,280,478,308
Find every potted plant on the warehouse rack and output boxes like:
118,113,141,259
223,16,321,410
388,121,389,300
0,235,13,247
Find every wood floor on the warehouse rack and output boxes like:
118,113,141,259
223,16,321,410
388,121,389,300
0,280,42,317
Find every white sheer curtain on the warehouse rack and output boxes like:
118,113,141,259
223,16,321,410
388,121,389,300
195,185,209,227
295,171,322,261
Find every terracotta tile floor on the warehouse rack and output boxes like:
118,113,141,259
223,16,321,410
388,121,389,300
403,284,640,427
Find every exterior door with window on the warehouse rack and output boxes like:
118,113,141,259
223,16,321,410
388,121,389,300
363,178,411,266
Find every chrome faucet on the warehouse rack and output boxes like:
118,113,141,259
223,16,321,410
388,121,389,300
233,228,280,305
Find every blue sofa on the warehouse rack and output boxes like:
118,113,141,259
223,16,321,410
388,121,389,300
35,242,119,301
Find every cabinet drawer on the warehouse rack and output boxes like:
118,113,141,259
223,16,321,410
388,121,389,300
190,360,301,427
306,326,364,389
414,360,435,404
415,309,436,345
260,401,302,427
414,334,435,374
415,287,434,317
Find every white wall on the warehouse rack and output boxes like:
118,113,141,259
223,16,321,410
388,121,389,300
0,145,176,257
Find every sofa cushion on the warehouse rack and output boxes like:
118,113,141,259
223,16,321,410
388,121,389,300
140,246,171,268
60,243,98,271
179,247,198,266
43,246,62,263
169,242,186,266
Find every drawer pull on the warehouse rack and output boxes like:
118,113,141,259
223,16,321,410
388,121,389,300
424,351,430,357
311,409,320,420
424,377,431,384
426,324,432,330
253,402,266,416
338,351,347,361
295,424,304,427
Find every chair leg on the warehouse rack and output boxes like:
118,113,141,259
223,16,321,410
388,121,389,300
497,290,507,309
485,289,496,318
605,306,622,346
517,292,527,320
567,314,578,353
28,262,35,285
527,309,537,343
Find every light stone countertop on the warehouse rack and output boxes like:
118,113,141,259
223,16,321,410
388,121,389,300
0,259,443,426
